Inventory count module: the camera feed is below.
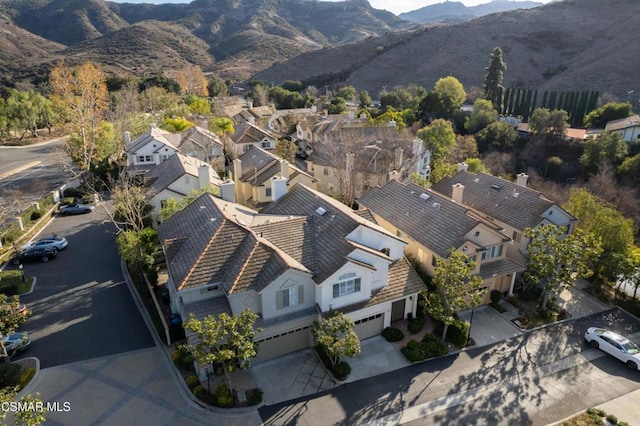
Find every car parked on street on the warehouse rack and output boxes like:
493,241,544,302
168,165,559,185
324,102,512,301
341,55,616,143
2,332,31,357
21,236,68,251
10,247,58,264
584,327,640,369
58,203,95,215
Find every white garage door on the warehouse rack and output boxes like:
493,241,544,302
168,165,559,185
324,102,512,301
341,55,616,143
354,313,384,340
254,326,311,362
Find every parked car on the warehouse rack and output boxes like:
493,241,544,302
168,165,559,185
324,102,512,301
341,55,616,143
10,247,58,265
584,327,640,369
2,332,31,356
21,236,68,251
59,203,95,215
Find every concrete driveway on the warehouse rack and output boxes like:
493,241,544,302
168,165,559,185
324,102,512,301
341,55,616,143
458,305,524,348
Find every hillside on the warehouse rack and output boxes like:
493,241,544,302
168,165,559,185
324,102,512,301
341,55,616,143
0,0,415,84
254,0,640,101
399,0,543,24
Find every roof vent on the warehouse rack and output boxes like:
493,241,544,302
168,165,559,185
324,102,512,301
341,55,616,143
491,184,501,190
419,193,431,201
315,207,327,216
432,202,441,209
236,217,247,226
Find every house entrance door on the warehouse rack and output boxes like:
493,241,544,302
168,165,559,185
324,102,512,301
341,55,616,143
391,299,406,322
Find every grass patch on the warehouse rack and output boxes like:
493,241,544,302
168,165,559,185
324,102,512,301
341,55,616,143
0,270,34,295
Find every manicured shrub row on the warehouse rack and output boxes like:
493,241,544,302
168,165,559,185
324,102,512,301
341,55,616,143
407,317,425,334
401,333,448,362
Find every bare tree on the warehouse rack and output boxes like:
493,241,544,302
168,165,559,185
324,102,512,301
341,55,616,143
111,176,152,232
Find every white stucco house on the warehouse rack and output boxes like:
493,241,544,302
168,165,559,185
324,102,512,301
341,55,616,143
157,184,425,369
605,115,640,142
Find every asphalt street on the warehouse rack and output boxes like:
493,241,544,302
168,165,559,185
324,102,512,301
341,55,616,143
12,203,154,368
259,308,640,426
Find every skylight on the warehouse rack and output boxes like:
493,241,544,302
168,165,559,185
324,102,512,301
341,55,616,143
315,207,327,216
419,193,431,201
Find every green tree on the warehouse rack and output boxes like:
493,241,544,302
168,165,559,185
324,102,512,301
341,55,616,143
326,97,347,114
163,117,194,133
529,108,569,143
208,116,234,138
187,97,211,116
139,86,181,122
5,89,52,139
275,139,296,163
618,152,640,184
49,62,109,172
483,47,507,108
312,311,361,369
584,101,633,128
336,86,357,101
475,121,516,152
524,224,601,309
116,228,159,275
580,132,628,176
464,158,486,173
409,172,429,188
374,109,406,129
464,98,499,134
421,251,485,341
282,80,303,92
182,309,262,391
66,120,117,171
417,119,456,162
564,188,635,284
159,188,219,221
0,294,29,359
359,90,372,109
450,135,479,163
207,77,228,97
433,76,466,118
0,387,46,425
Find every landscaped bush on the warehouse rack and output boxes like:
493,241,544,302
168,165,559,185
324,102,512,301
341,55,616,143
186,375,199,390
422,340,448,358
606,414,618,424
215,383,234,408
171,346,194,370
381,327,404,342
1,225,23,245
407,317,425,334
521,285,542,302
448,321,469,348
314,344,352,380
490,289,502,304
29,210,43,221
192,384,207,398
246,388,263,406
60,197,75,206
401,339,425,362
401,335,448,362
0,362,22,388
333,361,351,381
0,281,19,296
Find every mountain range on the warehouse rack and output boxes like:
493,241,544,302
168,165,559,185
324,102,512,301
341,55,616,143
399,0,544,24
0,0,638,105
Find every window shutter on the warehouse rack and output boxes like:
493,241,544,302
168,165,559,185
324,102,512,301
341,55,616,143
333,284,339,298
355,278,361,292
298,285,304,304
276,290,283,310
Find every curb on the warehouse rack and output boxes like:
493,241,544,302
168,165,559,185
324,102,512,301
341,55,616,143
0,161,41,180
15,357,42,398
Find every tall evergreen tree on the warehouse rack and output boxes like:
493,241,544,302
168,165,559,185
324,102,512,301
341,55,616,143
483,47,507,108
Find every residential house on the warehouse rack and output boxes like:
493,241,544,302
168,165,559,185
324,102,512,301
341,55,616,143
267,107,318,137
516,123,587,140
176,126,225,171
227,122,277,159
605,115,640,142
304,126,417,200
158,184,425,369
227,145,318,208
124,124,180,175
144,153,223,222
358,180,524,303
431,167,576,253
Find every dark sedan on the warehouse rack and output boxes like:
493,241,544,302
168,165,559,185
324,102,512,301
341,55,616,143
10,247,58,264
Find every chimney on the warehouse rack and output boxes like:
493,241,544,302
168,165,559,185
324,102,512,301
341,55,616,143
395,148,404,170
457,162,468,172
270,175,287,201
232,158,242,182
516,173,529,187
124,131,131,145
198,165,210,190
346,152,355,172
151,123,156,129
311,105,317,113
388,170,400,182
280,160,289,180
452,183,465,204
219,179,236,203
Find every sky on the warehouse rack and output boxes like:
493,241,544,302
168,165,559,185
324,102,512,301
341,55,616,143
110,0,554,16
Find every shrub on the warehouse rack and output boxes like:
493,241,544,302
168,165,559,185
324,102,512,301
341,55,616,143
0,282,19,296
586,407,606,417
17,367,35,390
422,333,439,344
408,317,425,334
406,339,420,351
521,285,542,302
30,210,42,221
0,363,21,388
401,345,425,363
246,388,263,406
606,414,618,424
333,361,351,380
422,340,448,358
60,197,76,206
186,375,199,390
1,226,23,244
490,289,502,304
215,383,234,408
171,347,193,370
192,384,207,399
448,321,469,348
381,327,404,342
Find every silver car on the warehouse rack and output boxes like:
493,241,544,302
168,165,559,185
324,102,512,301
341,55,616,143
59,203,95,215
22,236,68,251
584,327,640,370
2,332,31,357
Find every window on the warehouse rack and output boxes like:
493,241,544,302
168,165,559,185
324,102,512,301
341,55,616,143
512,231,521,243
277,286,304,309
266,188,272,197
333,277,361,298
137,155,152,163
323,168,329,176
396,230,405,238
481,244,503,260
261,140,271,148
431,256,437,267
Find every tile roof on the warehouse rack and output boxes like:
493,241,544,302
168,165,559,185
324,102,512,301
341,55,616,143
431,171,560,231
177,126,223,151
253,216,318,273
235,146,314,186
358,180,478,258
231,122,275,145
478,257,524,279
158,194,307,293
145,153,221,196
605,115,640,132
261,184,403,283
126,125,179,153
